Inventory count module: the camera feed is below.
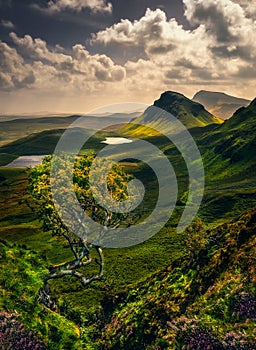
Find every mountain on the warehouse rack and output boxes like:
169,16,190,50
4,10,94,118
199,97,256,168
1,92,256,350
195,97,256,220
124,91,223,136
153,91,222,127
193,90,250,120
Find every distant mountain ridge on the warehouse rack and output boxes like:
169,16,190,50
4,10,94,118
193,90,250,120
0,113,137,147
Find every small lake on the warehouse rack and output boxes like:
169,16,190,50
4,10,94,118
101,137,133,145
3,138,133,168
4,155,47,168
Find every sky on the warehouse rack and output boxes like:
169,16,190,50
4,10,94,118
0,0,256,114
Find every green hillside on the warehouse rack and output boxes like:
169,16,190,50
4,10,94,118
153,91,223,127
199,98,256,181
0,113,136,147
123,91,223,136
0,240,83,349
187,98,256,222
0,93,256,349
91,209,256,349
0,128,104,157
0,115,78,147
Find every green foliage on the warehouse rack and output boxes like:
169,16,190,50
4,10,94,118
184,218,207,260
0,241,83,349
1,97,256,349
90,209,256,349
26,154,135,245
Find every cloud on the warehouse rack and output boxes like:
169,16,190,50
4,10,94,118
92,3,256,87
4,32,125,94
92,8,191,57
183,0,243,42
2,1,256,114
0,42,35,90
183,0,256,57
232,0,256,20
0,19,15,28
42,0,112,13
9,32,71,63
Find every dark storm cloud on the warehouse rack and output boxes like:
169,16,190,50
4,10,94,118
187,3,236,43
233,65,256,79
147,43,176,55
175,58,198,69
0,0,12,7
166,69,184,79
211,45,253,61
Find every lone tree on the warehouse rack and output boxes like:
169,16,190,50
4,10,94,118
26,154,135,309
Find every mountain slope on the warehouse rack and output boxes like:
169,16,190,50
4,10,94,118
123,91,223,136
153,91,223,127
193,90,250,120
199,97,256,174
0,128,105,156
195,97,256,221
91,209,256,349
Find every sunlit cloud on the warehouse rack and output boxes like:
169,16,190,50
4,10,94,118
0,19,15,28
34,0,112,14
1,0,256,114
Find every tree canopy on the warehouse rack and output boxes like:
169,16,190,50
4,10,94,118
26,153,135,309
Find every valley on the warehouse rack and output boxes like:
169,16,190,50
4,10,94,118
0,91,256,349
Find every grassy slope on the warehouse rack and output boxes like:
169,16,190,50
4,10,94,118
0,153,18,166
0,240,83,349
91,209,256,349
0,99,256,348
0,128,100,156
197,99,256,222
0,114,135,147
0,167,187,318
0,116,78,147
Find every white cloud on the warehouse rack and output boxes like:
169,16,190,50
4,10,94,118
9,32,72,64
183,0,256,49
0,42,35,90
0,19,15,29
232,0,256,20
47,0,112,13
92,3,256,89
2,1,256,114
3,32,125,94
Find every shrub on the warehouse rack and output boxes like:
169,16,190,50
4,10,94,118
0,312,46,350
230,292,256,320
180,326,224,350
